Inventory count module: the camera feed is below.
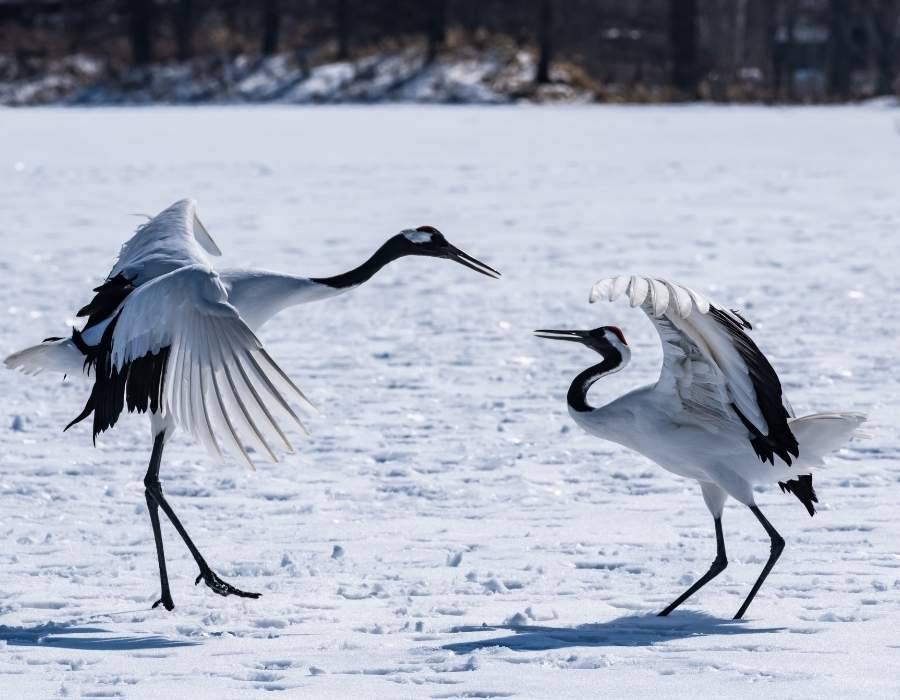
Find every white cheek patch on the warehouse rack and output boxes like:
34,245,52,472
605,334,629,356
404,230,433,244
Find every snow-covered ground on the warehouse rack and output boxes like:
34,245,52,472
0,105,898,698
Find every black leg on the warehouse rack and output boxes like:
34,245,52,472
143,433,260,602
145,433,175,611
733,505,784,620
659,516,728,616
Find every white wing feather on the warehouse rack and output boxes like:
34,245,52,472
626,276,649,307
110,198,221,287
111,264,312,467
647,279,670,317
590,276,771,438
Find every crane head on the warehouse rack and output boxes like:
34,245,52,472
533,326,629,355
397,226,501,279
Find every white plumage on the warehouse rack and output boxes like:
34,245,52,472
110,263,312,467
592,275,775,448
538,275,866,619
6,200,313,468
4,197,500,611
111,199,221,284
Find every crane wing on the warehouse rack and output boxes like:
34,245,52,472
590,275,798,466
111,198,221,284
67,264,314,468
76,199,221,333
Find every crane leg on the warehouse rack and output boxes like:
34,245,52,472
145,434,175,609
145,433,174,610
658,517,727,616
143,431,261,605
733,505,784,620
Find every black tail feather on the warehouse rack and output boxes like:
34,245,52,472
77,273,135,330
778,474,818,516
65,313,170,442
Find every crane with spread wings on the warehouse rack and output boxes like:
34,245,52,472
6,199,500,611
536,275,865,619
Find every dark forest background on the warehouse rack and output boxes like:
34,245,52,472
1,0,898,102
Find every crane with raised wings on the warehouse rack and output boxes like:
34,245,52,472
536,275,865,619
5,199,500,611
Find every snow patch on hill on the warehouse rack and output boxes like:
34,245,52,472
0,49,596,106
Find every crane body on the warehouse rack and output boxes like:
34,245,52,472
537,275,865,619
5,199,500,610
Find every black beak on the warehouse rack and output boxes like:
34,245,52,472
533,329,589,343
445,244,501,279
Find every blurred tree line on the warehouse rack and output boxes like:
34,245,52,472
1,0,897,101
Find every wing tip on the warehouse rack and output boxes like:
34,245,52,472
296,394,319,416
168,198,222,257
193,212,222,257
588,275,631,305
184,198,221,257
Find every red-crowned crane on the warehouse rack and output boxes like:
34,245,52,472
5,199,500,610
536,275,865,619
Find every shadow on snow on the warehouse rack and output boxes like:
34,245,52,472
0,622,197,651
443,611,784,654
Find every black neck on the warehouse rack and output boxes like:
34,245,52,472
311,238,407,290
567,348,623,413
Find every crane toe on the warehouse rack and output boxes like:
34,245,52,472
152,594,175,611
195,569,261,600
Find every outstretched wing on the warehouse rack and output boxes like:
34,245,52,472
110,198,221,284
590,276,798,466
77,199,221,333
68,264,314,468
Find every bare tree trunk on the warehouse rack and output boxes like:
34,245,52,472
762,0,780,100
128,0,154,66
868,0,899,95
262,0,281,56
535,0,554,84
175,0,193,62
335,0,350,60
783,0,799,100
63,0,84,54
669,0,698,97
426,0,448,64
827,0,852,99
734,0,747,77
875,39,895,96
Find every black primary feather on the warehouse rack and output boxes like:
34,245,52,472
779,474,818,516
729,308,753,329
66,313,170,442
710,306,798,466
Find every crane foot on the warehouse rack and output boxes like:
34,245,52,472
194,568,261,600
